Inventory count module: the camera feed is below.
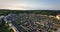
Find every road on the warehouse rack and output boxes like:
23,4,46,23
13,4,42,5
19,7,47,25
4,16,22,32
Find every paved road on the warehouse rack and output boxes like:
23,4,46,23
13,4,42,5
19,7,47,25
11,21,23,32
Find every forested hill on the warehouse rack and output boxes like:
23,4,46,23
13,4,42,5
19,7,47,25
0,9,60,16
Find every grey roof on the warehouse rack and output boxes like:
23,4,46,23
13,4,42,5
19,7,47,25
57,28,60,32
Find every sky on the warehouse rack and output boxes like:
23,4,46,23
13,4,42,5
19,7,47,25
0,0,60,10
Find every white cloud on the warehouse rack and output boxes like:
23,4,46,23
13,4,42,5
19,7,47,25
0,0,60,10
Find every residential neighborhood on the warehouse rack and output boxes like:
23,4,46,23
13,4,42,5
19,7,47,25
0,14,59,32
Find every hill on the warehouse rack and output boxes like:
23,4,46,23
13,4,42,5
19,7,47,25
0,9,60,16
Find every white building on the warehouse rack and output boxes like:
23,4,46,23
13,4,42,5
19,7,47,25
56,14,60,20
0,16,4,25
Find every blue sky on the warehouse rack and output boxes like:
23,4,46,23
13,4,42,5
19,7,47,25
0,0,60,10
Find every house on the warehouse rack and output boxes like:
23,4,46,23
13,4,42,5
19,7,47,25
56,14,60,20
57,28,60,32
0,16,4,25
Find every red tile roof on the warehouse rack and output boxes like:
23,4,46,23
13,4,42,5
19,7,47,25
57,14,60,17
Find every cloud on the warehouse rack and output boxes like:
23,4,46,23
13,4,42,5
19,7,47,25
0,0,60,10
0,3,60,10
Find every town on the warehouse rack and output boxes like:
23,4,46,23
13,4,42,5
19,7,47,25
0,14,60,32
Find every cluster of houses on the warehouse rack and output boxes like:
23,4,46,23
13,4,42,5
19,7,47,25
0,14,60,32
